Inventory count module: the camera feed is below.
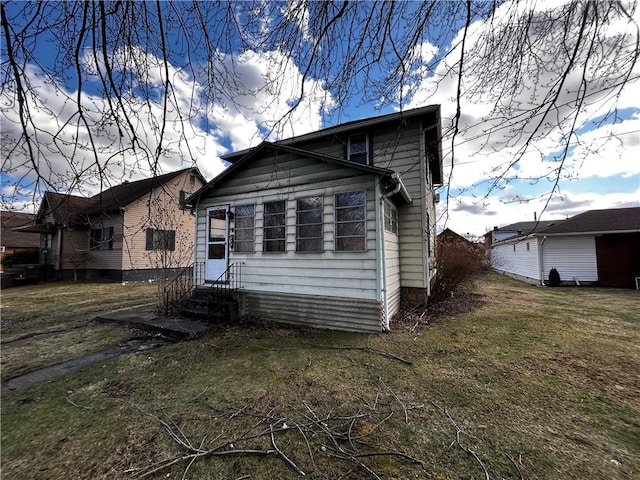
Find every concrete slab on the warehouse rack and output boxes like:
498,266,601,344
94,305,212,339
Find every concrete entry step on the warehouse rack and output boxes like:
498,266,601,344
94,305,212,340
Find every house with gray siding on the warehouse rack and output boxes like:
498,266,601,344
489,207,640,289
187,106,443,332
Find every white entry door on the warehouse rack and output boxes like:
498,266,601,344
206,206,229,281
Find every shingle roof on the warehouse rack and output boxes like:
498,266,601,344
40,192,95,224
84,168,199,215
539,207,640,235
493,220,558,235
34,168,200,225
1,211,40,247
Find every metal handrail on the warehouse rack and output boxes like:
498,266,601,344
162,264,194,316
208,262,244,317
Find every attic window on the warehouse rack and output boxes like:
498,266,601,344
348,133,369,164
189,175,196,186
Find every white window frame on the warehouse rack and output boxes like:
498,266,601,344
296,195,324,252
334,190,367,252
234,204,255,253
384,202,399,235
263,200,287,252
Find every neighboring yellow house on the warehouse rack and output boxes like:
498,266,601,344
17,168,205,282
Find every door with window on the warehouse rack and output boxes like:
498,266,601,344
206,206,228,281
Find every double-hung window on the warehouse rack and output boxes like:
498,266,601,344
296,196,323,252
384,203,399,234
145,228,175,251
263,200,286,252
348,133,369,164
334,190,366,251
90,226,114,251
234,204,255,253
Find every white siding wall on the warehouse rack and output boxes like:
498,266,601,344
491,238,541,283
541,236,597,283
384,225,401,318
196,174,379,300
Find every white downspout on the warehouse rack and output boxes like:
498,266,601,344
538,236,547,286
379,177,403,331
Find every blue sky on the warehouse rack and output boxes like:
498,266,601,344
1,1,639,237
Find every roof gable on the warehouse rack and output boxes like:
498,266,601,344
222,105,440,162
189,141,397,204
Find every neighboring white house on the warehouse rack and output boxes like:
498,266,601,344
187,106,443,332
489,207,640,289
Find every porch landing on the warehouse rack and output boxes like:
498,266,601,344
94,305,212,339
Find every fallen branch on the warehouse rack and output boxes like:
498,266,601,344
431,401,491,480
270,424,306,476
132,398,424,479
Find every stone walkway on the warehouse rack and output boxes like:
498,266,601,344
1,306,212,396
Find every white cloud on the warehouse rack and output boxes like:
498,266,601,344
404,0,640,235
1,46,333,207
441,188,640,237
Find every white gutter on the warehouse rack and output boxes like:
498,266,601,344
391,173,412,204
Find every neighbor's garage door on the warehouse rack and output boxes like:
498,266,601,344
595,233,640,288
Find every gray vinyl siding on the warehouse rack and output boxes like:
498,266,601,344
195,166,379,301
541,236,597,283
260,117,432,291
245,290,383,333
371,122,428,289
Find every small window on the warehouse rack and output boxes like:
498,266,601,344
526,242,530,251
235,204,255,253
145,228,175,251
335,190,366,251
296,196,323,252
189,174,196,186
384,203,399,234
348,133,369,164
0,246,6,253
263,200,286,252
513,244,516,252
90,227,114,251
179,190,191,209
